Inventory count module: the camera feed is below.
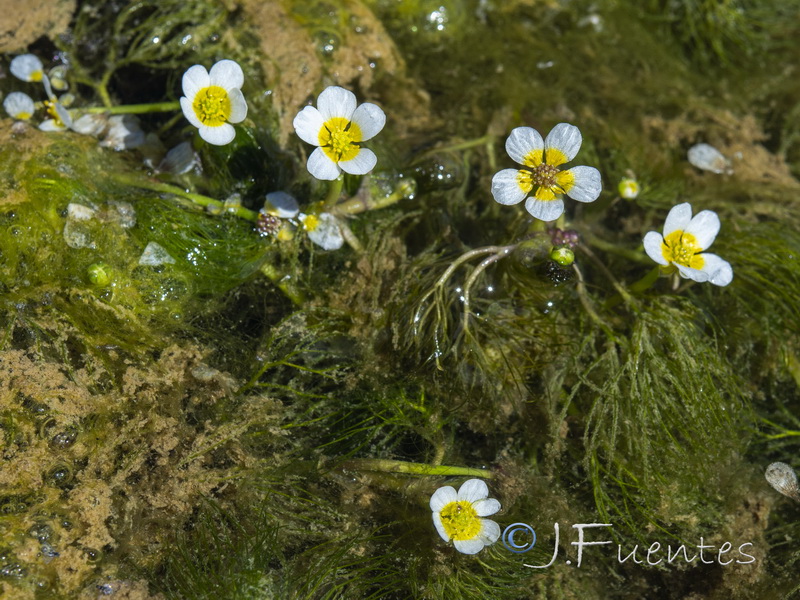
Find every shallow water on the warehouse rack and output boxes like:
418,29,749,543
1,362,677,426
1,1,799,598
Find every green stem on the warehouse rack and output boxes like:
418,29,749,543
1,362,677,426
83,101,181,115
260,263,305,306
321,176,344,212
603,266,660,311
110,173,260,222
333,178,416,216
628,266,662,294
342,458,494,479
585,234,653,265
429,134,493,153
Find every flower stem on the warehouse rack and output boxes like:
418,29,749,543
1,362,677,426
628,265,661,294
333,178,416,216
341,458,494,479
260,263,305,305
83,101,181,115
321,176,344,212
110,173,259,222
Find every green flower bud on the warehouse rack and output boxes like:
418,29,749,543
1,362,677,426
87,263,112,287
550,246,574,267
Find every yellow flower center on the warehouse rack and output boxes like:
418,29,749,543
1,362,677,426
319,117,362,163
439,501,482,541
30,70,43,82
192,86,231,127
516,164,576,202
661,230,705,269
302,214,320,232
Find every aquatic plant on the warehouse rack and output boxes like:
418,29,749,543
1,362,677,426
2,0,800,598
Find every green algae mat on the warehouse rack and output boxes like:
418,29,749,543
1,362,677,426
1,1,799,598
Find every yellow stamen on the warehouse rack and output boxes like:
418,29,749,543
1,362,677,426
44,100,65,127
439,501,482,541
302,214,320,232
522,148,543,168
192,85,231,127
661,230,705,269
545,147,569,167
319,117,362,163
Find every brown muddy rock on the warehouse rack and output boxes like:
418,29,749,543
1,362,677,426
0,0,75,53
0,341,274,598
236,0,432,142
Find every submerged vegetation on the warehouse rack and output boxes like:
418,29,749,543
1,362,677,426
1,0,800,598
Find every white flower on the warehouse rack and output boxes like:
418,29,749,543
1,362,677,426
430,479,501,555
3,92,35,121
293,86,386,180
39,102,73,132
179,60,247,146
643,202,733,286
39,75,73,132
10,54,44,82
299,212,344,250
491,123,602,221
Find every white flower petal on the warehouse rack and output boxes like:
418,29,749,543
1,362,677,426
209,59,244,90
72,113,108,136
159,142,196,175
525,197,564,222
180,96,203,128
351,102,385,141
453,538,485,555
697,253,733,286
10,54,44,82
663,203,692,236
227,88,248,123
563,166,602,202
685,209,720,249
457,479,489,503
478,519,501,545
101,115,144,150
491,169,528,205
293,106,325,146
55,103,73,129
39,119,67,132
198,123,236,146
181,64,210,99
430,486,458,512
3,92,35,120
472,498,501,517
306,213,344,250
307,147,342,180
545,123,582,165
688,143,729,174
643,231,668,265
264,192,299,218
432,512,450,542
317,86,357,121
339,148,377,175
675,263,709,283
505,127,544,165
